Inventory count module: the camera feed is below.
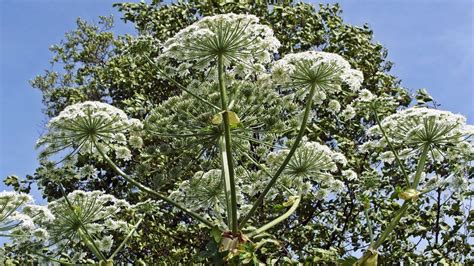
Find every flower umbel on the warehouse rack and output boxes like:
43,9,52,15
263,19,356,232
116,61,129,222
267,140,346,196
0,191,34,233
159,13,280,78
272,51,363,90
368,107,473,162
37,101,142,161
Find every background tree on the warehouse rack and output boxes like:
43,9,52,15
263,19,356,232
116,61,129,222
7,0,469,263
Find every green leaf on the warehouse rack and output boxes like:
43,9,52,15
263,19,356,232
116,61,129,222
211,226,222,243
415,88,434,105
4,175,19,187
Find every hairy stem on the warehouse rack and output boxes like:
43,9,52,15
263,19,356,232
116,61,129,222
239,84,317,229
217,54,238,233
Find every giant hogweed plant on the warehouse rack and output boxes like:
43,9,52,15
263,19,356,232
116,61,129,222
2,13,473,264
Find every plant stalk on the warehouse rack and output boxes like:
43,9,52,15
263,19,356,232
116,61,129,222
239,83,317,229
77,227,106,261
219,136,234,230
247,196,301,238
412,144,429,188
357,123,430,265
109,217,144,260
217,54,239,233
356,201,411,265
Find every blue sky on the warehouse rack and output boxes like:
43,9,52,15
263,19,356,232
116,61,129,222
0,0,472,202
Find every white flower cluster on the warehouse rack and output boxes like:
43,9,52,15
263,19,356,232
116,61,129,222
13,205,54,243
6,190,135,261
37,101,144,162
0,191,54,244
271,51,363,98
0,191,34,231
366,107,473,163
266,139,348,198
159,13,280,78
340,105,357,121
41,190,133,254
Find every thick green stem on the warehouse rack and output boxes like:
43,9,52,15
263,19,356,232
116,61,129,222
356,202,411,265
94,142,215,229
373,202,410,248
247,196,301,238
412,144,429,188
363,207,374,246
219,136,234,230
217,54,238,233
239,84,317,229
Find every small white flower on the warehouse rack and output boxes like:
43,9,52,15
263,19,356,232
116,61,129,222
359,89,374,102
79,164,97,178
340,105,356,120
379,151,396,164
97,235,114,253
128,135,144,149
342,170,358,181
328,100,341,113
314,189,329,200
115,147,132,161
